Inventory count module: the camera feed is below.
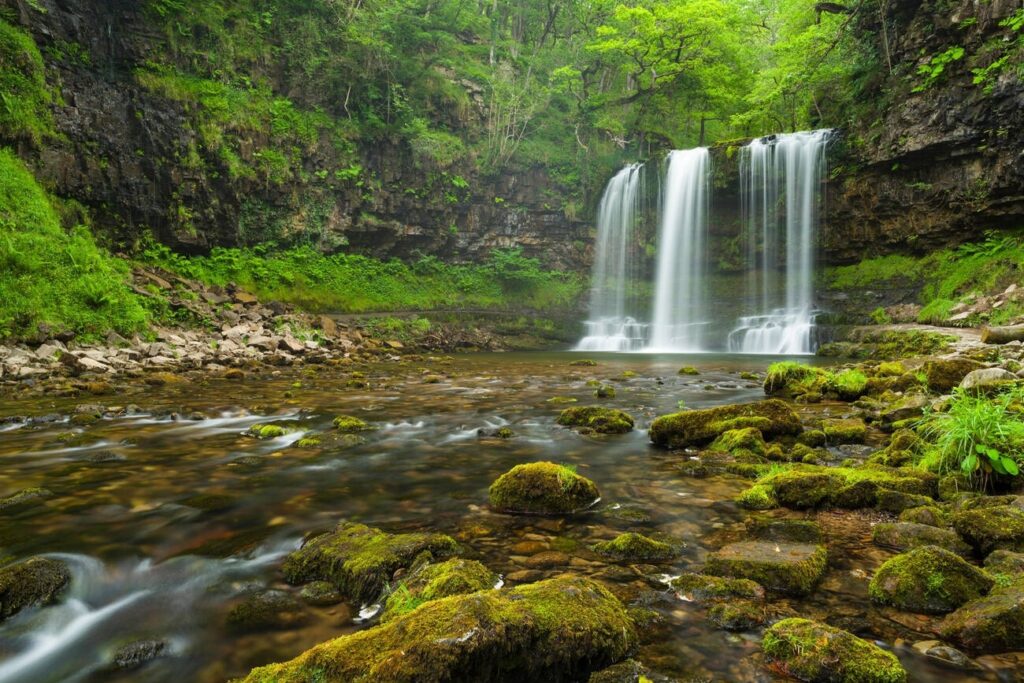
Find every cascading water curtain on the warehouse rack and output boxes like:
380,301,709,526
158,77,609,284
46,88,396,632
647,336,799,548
576,163,646,352
729,130,830,355
647,148,711,352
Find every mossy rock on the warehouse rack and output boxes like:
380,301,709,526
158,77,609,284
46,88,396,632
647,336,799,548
227,589,308,632
588,659,658,683
876,489,936,514
299,581,343,606
708,427,767,457
869,546,994,614
239,576,636,683
0,557,70,621
763,618,907,683
940,580,1024,654
822,418,867,445
649,399,801,449
704,541,827,596
489,462,599,515
872,522,972,557
764,362,826,398
952,505,1024,555
381,558,497,622
745,517,823,544
282,522,457,603
678,366,700,375
556,406,634,434
938,474,972,501
707,599,765,631
984,549,1024,576
898,505,948,527
750,465,937,510
247,423,293,439
0,487,51,513
591,532,679,563
923,359,985,393
333,416,375,433
569,359,598,367
797,430,826,447
736,484,777,510
878,394,930,425
593,384,616,399
669,573,765,601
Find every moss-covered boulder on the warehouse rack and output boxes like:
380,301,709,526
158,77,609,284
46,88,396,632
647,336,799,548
591,532,679,562
704,541,827,596
868,546,994,614
227,589,309,632
952,505,1024,554
240,576,635,683
736,483,778,510
940,580,1024,654
923,359,985,393
247,423,293,439
764,362,826,398
669,573,765,601
489,462,599,515
707,600,765,631
282,522,458,603
879,394,931,425
333,416,375,433
984,549,1024,576
822,418,867,444
381,559,497,622
556,406,634,434
299,581,343,606
0,557,71,621
898,505,948,527
649,400,801,449
746,465,937,510
872,522,972,557
875,490,936,514
763,618,907,683
707,427,767,458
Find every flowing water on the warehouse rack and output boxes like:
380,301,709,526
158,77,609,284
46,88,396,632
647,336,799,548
0,355,1008,682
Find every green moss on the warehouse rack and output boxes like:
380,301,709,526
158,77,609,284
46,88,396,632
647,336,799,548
332,416,375,433
0,487,51,512
0,557,70,621
875,489,936,514
593,384,615,399
281,522,457,603
763,618,907,683
923,359,985,393
704,541,827,596
0,19,53,143
569,359,597,367
591,532,678,562
952,506,1024,554
227,589,308,632
764,361,824,396
822,418,867,444
939,580,1024,654
707,600,765,631
744,464,937,510
247,423,292,439
678,366,700,375
898,505,948,527
488,461,599,515
556,406,634,434
240,576,635,683
381,558,496,622
669,573,765,601
736,483,777,509
708,427,767,457
869,546,994,614
296,436,322,448
827,369,870,401
876,361,906,377
872,522,972,557
649,400,801,449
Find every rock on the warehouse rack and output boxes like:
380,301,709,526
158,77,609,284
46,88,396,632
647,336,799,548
588,659,657,683
247,424,292,439
299,581,343,606
591,533,679,562
707,599,766,631
678,366,699,375
239,577,635,683
707,427,767,458
593,384,615,399
763,618,907,683
0,557,71,622
488,462,599,515
524,551,571,568
381,559,497,622
952,505,1024,554
332,416,375,433
923,359,985,393
704,541,827,596
227,590,308,632
879,394,930,424
764,362,824,398
318,315,338,337
669,573,765,601
875,489,936,514
959,367,1017,393
649,399,801,449
872,522,972,557
940,580,1024,654
984,550,1024,576
898,505,948,527
0,487,51,512
280,336,305,354
282,522,457,603
112,639,167,670
233,291,259,305
747,465,936,510
34,342,64,361
823,418,867,444
869,546,994,614
556,406,634,434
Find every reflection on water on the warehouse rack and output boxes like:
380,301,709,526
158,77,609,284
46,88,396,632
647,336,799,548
0,352,1002,681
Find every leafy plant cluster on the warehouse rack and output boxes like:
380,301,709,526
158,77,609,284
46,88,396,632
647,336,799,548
0,18,53,143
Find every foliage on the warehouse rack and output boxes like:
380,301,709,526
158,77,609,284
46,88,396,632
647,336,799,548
0,148,149,341
913,46,965,93
0,18,53,143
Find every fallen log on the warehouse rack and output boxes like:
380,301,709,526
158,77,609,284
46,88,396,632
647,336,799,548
981,325,1024,344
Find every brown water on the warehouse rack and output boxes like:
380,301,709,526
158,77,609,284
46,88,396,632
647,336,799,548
0,352,1007,682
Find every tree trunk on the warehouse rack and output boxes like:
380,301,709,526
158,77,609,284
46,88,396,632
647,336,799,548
981,326,1024,344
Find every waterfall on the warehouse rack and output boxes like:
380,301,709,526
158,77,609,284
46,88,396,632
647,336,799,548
728,130,830,354
646,148,710,352
576,163,646,351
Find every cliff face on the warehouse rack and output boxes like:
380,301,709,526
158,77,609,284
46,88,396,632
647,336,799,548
3,0,590,269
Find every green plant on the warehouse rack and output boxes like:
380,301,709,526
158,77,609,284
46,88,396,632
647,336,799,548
913,46,965,92
870,307,892,324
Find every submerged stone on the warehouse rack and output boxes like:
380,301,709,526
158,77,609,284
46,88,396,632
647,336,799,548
707,599,765,631
227,589,308,632
300,580,343,606
380,558,497,622
763,618,907,683
488,462,599,515
940,580,1024,654
649,399,801,449
745,517,823,544
669,573,765,601
240,576,635,683
112,639,167,670
282,522,457,603
247,423,291,439
872,522,972,557
952,505,1024,554
704,541,827,596
556,406,634,434
591,532,679,562
869,546,994,614
0,557,71,621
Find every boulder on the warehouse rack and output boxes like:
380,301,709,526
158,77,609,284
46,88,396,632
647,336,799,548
240,577,635,683
898,505,948,527
923,359,984,393
333,415,376,433
984,550,1024,576
822,418,867,444
707,600,766,631
282,522,457,603
952,505,1024,554
0,487,51,512
747,465,937,510
227,589,308,632
704,541,827,596
591,533,679,562
649,400,801,449
940,580,1024,654
488,462,599,515
669,573,765,602
869,546,994,614
0,557,70,621
872,522,972,557
763,618,907,683
380,559,497,622
112,639,166,670
959,368,1017,393
707,427,767,458
879,394,930,424
556,407,634,434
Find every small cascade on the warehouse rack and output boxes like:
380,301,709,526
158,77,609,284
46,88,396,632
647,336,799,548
647,148,710,352
576,163,647,351
729,130,830,354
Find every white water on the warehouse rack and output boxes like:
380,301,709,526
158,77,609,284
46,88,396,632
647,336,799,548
728,130,830,354
646,148,710,352
576,163,647,351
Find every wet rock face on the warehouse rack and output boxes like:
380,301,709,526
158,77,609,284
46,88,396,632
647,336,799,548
0,557,71,621
763,618,908,683
240,576,636,683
